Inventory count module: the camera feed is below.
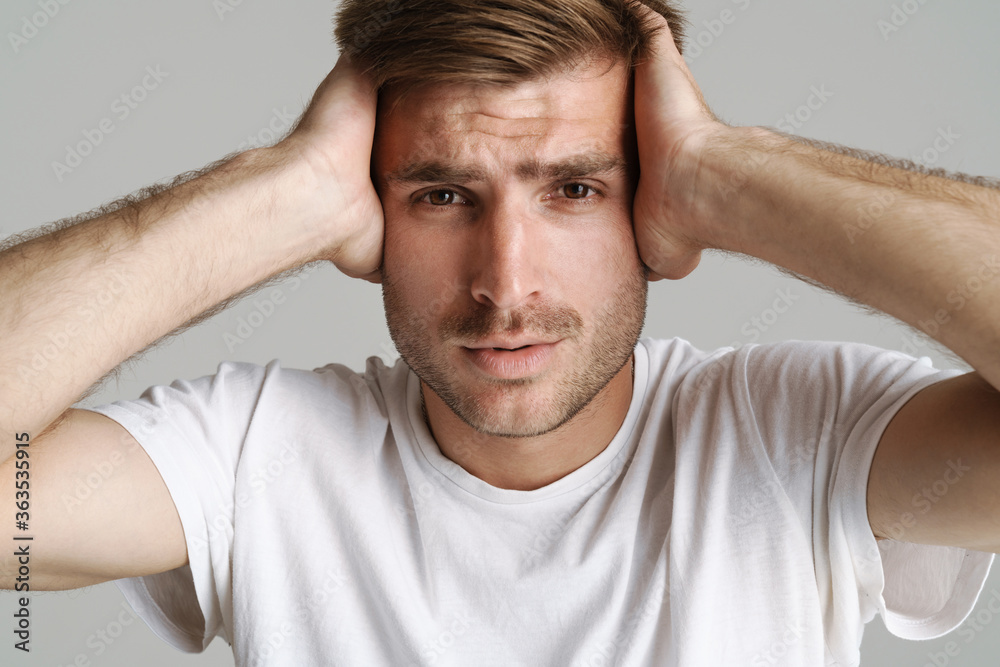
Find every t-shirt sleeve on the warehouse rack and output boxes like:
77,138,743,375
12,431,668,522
79,359,278,652
738,341,994,651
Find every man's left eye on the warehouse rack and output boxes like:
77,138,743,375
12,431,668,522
422,190,464,205
560,183,595,199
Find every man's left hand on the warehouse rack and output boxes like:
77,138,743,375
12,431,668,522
632,6,728,281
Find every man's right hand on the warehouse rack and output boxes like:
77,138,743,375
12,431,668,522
0,50,390,592
272,54,385,283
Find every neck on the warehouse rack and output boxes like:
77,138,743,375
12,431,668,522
421,353,635,491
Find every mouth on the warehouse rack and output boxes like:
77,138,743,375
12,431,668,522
461,340,560,379
465,338,555,351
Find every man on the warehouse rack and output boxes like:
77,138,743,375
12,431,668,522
1,0,998,665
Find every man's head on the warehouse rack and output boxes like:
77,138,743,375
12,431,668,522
332,1,684,440
333,0,687,103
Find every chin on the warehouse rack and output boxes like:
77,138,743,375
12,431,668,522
441,369,612,439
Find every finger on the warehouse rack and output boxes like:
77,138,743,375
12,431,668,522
295,53,378,137
633,3,682,62
632,4,716,123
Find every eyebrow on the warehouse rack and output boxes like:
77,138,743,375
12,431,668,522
384,152,628,185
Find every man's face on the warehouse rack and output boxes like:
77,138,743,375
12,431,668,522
374,59,647,439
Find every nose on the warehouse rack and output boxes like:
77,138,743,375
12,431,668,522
468,201,545,311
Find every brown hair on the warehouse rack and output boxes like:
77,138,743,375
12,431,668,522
333,0,687,99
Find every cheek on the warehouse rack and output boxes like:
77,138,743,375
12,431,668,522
382,210,426,278
605,203,642,265
381,215,405,269
562,209,640,276
383,227,464,328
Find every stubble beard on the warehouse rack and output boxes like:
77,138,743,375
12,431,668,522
381,266,648,439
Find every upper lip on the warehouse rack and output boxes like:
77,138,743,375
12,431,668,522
464,338,558,350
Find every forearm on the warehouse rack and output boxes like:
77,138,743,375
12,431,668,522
0,146,322,451
691,126,1000,388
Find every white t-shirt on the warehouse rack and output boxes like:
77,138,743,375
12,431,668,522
83,337,994,666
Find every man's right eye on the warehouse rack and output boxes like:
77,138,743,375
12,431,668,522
420,189,467,206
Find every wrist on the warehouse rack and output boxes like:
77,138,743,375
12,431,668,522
258,137,384,278
674,124,779,255
242,143,343,266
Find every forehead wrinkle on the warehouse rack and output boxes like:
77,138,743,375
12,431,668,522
434,105,595,138
436,117,553,139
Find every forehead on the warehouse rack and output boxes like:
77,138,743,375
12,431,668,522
374,60,632,179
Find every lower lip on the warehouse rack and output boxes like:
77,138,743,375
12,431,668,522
463,343,559,379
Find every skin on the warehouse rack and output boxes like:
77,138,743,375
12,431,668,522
373,60,647,491
3,3,1000,592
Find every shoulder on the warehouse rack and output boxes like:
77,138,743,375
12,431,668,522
638,336,722,379
734,340,949,409
666,338,941,391
655,337,954,422
143,353,413,422
307,354,412,414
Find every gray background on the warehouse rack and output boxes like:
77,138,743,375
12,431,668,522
2,0,999,664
